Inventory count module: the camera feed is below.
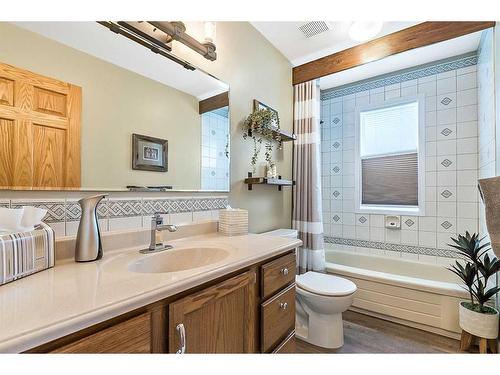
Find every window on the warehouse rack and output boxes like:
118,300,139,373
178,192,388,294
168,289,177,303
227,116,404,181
355,97,425,215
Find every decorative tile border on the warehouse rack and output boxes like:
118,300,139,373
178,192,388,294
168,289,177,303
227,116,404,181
3,197,229,223
321,53,478,100
324,236,461,259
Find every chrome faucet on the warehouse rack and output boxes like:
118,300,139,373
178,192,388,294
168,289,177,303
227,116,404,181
140,213,177,254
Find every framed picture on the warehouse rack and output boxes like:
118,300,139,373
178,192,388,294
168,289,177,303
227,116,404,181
253,99,279,128
132,133,168,172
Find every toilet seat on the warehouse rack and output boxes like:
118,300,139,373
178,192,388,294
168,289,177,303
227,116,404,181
296,272,357,297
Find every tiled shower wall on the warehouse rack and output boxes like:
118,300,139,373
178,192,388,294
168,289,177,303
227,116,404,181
201,107,230,191
320,53,480,261
0,195,228,238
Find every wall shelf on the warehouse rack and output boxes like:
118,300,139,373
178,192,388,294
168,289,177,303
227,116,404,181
247,126,296,142
244,173,295,191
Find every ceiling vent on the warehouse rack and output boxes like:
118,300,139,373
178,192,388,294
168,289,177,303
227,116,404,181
298,21,333,38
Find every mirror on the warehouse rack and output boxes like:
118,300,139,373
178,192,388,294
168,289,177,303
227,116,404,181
0,22,230,192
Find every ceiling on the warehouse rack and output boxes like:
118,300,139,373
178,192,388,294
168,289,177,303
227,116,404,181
251,21,420,66
319,31,483,90
12,22,228,100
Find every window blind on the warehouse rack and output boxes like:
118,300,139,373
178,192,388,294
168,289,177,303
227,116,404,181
360,101,418,157
361,153,418,206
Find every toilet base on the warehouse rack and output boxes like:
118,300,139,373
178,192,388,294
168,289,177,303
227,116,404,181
297,312,345,349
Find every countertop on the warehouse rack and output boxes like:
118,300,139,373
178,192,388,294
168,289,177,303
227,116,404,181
0,233,301,353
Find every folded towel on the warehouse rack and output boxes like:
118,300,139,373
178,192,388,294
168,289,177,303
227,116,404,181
478,176,500,257
0,206,48,234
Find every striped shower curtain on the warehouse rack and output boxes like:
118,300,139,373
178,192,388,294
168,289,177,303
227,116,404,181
293,80,325,273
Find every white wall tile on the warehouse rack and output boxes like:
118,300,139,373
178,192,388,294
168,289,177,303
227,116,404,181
437,202,457,217
457,170,478,186
401,230,418,245
385,229,401,244
457,72,477,91
370,227,385,242
419,231,437,248
457,121,478,139
169,212,193,225
419,217,437,231
437,77,456,94
436,108,457,125
457,105,478,122
342,225,356,238
369,214,385,227
109,216,143,231
457,88,478,107
457,137,478,154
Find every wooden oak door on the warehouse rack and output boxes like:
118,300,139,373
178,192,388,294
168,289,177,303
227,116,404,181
0,61,81,189
169,270,258,353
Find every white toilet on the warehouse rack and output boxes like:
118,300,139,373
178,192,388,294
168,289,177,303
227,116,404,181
295,271,357,348
262,228,357,349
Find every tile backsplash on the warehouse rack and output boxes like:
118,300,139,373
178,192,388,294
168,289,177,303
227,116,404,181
2,195,228,238
320,52,480,260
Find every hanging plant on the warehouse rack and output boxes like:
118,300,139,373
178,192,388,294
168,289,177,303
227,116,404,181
242,108,282,173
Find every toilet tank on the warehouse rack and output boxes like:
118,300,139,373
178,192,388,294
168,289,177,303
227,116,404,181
262,228,298,239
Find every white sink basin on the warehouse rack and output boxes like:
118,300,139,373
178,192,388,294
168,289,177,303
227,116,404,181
129,246,230,273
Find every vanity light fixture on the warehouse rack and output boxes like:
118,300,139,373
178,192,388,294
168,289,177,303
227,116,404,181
348,21,383,42
98,20,217,70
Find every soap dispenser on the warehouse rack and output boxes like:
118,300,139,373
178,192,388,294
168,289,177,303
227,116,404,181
75,194,107,262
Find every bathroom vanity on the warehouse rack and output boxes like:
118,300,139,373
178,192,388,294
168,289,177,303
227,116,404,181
30,251,296,354
0,228,300,354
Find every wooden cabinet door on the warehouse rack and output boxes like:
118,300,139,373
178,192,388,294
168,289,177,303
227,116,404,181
0,61,81,189
169,270,258,353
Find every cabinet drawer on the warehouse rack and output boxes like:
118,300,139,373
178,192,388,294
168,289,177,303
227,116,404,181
261,283,295,352
51,313,151,353
272,331,296,353
261,252,296,300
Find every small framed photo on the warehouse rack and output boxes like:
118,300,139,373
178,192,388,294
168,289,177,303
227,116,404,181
253,99,279,128
132,133,168,172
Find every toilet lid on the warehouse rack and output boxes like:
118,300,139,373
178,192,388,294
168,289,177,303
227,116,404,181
296,272,357,297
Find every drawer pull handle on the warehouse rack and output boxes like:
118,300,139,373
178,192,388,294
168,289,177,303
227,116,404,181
281,267,289,276
176,323,186,354
280,302,288,310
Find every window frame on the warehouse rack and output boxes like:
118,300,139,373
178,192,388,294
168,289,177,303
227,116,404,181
354,95,426,216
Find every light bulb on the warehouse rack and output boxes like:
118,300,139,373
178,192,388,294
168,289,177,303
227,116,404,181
348,21,383,42
204,21,216,44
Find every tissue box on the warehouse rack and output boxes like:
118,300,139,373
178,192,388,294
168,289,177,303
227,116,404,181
219,208,248,236
0,223,55,285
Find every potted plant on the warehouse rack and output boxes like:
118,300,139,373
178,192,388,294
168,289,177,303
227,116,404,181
447,232,500,340
242,108,281,173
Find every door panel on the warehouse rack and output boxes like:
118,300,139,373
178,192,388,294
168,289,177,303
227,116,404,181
169,270,257,353
32,124,65,187
0,78,14,106
0,61,81,189
33,86,67,116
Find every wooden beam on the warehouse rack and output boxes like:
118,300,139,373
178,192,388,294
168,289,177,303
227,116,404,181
292,21,495,85
199,92,229,114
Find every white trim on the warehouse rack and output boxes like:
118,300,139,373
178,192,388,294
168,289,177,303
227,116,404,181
354,95,426,216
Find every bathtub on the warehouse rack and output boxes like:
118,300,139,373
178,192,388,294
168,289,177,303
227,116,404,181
325,246,468,339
